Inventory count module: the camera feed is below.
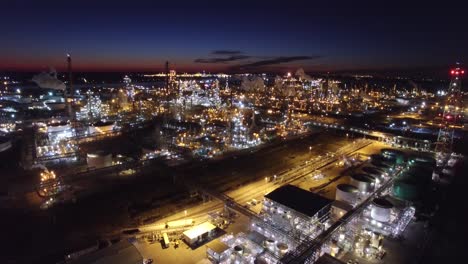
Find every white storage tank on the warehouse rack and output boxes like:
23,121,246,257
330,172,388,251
276,243,289,257
371,198,393,222
350,174,376,193
233,245,244,255
264,239,275,252
335,184,359,205
87,151,112,169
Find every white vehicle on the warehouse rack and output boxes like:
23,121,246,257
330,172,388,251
162,233,170,249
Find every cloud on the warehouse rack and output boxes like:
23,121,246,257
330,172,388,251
212,50,243,55
239,56,321,68
194,55,251,64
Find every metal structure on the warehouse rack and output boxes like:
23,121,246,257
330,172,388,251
165,61,170,91
435,65,464,156
66,54,76,121
280,168,402,264
67,54,73,96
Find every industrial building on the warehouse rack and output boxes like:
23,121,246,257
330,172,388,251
183,221,217,247
262,184,333,240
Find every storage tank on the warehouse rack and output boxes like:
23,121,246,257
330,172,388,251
362,167,385,181
88,120,115,135
87,151,112,168
371,160,392,172
371,198,393,222
264,239,275,252
393,180,419,201
381,149,406,165
276,243,289,256
350,174,376,193
254,257,268,264
330,240,339,256
234,245,244,255
336,184,359,204
409,155,436,168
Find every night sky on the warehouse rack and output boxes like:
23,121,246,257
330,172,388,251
1,0,467,74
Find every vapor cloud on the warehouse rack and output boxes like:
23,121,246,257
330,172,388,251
196,50,322,71
239,56,321,68
194,55,251,64
212,50,243,55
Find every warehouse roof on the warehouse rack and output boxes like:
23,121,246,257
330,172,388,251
265,185,332,218
183,222,216,239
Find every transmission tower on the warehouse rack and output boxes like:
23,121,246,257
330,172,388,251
435,65,464,160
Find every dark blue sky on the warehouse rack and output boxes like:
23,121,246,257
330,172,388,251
1,0,467,74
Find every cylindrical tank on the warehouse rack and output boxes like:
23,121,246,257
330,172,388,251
362,167,385,181
371,198,393,222
254,257,269,264
409,155,436,167
234,245,244,255
276,243,289,256
393,180,419,201
87,151,112,168
381,149,405,165
371,160,392,172
336,184,359,204
350,174,376,193
330,240,339,256
264,239,275,252
371,154,396,167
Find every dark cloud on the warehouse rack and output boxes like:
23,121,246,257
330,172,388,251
212,50,243,55
194,55,251,64
239,56,321,68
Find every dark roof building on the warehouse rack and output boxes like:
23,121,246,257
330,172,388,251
265,185,333,219
315,253,346,264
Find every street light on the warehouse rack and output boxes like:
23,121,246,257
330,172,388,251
184,210,187,226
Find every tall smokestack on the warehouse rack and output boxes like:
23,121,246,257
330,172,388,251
67,54,73,96
66,54,75,121
165,61,169,90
